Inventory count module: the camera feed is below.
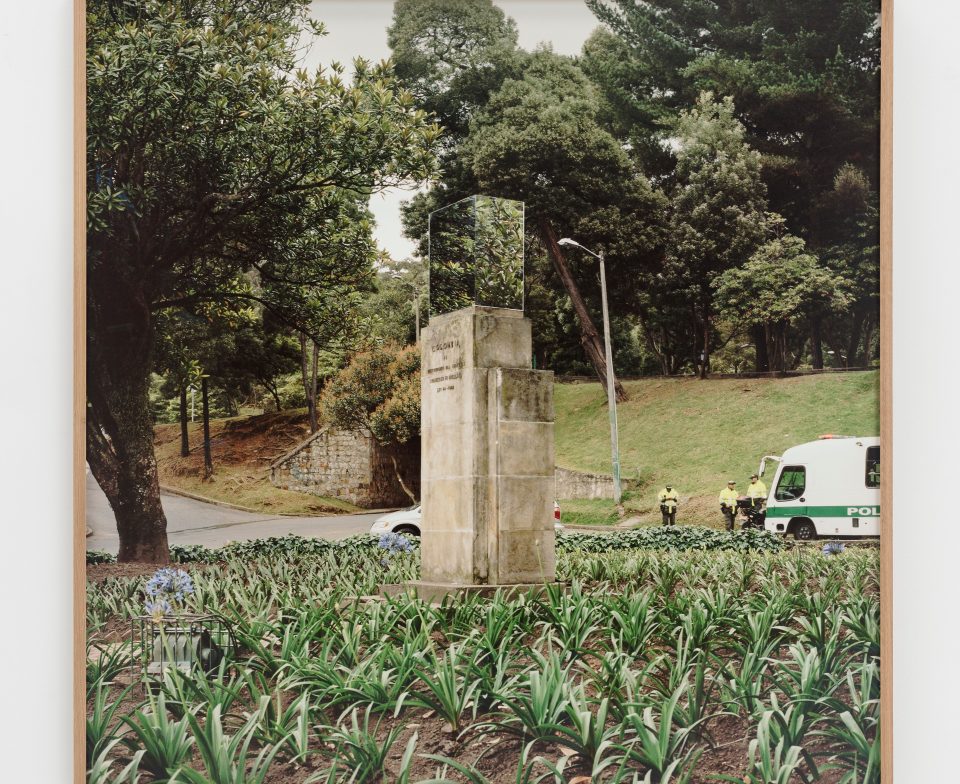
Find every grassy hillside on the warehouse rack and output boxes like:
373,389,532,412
555,371,879,526
151,370,878,523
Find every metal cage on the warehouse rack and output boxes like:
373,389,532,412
131,614,237,683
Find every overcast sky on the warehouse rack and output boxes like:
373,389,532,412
305,1,601,259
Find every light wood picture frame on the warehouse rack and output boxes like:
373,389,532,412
75,1,894,780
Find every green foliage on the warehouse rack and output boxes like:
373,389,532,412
87,544,880,778
89,527,782,568
120,694,195,779
586,0,880,229
359,259,426,345
321,343,421,445
553,373,880,521
584,0,881,369
181,705,284,784
86,0,439,557
660,92,770,370
465,51,666,283
560,526,785,554
87,682,135,769
715,228,852,330
388,0,522,149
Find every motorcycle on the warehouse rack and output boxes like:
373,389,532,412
735,496,766,531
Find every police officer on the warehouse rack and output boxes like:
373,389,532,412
719,480,739,531
746,473,767,510
657,484,679,526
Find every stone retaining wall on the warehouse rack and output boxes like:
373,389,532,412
269,427,420,508
554,466,615,500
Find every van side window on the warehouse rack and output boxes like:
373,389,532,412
865,446,880,488
775,466,806,501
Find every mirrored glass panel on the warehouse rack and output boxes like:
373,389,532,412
428,195,524,317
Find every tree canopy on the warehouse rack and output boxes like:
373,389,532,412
87,0,438,560
321,343,421,446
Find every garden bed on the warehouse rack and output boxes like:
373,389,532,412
86,536,878,782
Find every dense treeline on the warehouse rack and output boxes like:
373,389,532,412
390,0,880,379
88,0,879,560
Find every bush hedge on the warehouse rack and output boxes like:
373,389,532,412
86,526,784,565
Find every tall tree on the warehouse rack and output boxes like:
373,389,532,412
586,0,880,232
388,0,522,159
585,0,881,369
666,94,769,377
410,52,667,399
714,227,853,372
86,0,437,561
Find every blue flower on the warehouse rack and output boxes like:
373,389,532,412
378,532,413,554
145,598,173,616
822,541,846,556
143,567,194,615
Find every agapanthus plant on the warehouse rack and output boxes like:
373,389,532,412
822,541,846,556
144,567,194,617
377,532,414,567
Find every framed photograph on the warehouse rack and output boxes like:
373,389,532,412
78,1,891,781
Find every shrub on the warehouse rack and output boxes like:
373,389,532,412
88,526,782,566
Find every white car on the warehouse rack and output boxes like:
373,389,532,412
371,502,564,537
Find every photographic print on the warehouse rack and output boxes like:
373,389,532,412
82,1,888,781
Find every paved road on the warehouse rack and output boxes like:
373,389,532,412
85,471,384,554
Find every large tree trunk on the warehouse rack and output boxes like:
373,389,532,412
299,332,319,432
539,219,627,401
777,321,789,373
751,324,770,373
269,384,282,412
179,386,190,457
845,308,865,368
201,377,213,479
810,317,824,369
310,340,320,431
86,282,169,564
699,320,709,379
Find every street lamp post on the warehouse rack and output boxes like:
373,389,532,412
558,237,622,503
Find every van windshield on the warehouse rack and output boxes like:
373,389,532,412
775,466,806,501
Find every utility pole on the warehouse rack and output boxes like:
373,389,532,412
598,250,622,503
557,238,622,503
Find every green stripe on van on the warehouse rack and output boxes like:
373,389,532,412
766,505,880,518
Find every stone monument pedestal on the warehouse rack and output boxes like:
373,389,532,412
384,305,555,599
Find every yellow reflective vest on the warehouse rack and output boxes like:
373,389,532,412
657,488,679,509
719,487,739,508
746,480,767,499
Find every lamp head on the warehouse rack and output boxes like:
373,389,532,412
557,237,578,248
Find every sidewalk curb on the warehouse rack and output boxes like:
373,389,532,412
159,485,293,515
158,484,393,518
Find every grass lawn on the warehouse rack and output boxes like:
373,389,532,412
153,410,360,515
151,371,878,523
555,370,879,527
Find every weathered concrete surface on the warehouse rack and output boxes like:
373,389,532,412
419,305,555,587
555,466,616,500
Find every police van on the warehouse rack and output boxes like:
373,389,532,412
757,435,880,540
